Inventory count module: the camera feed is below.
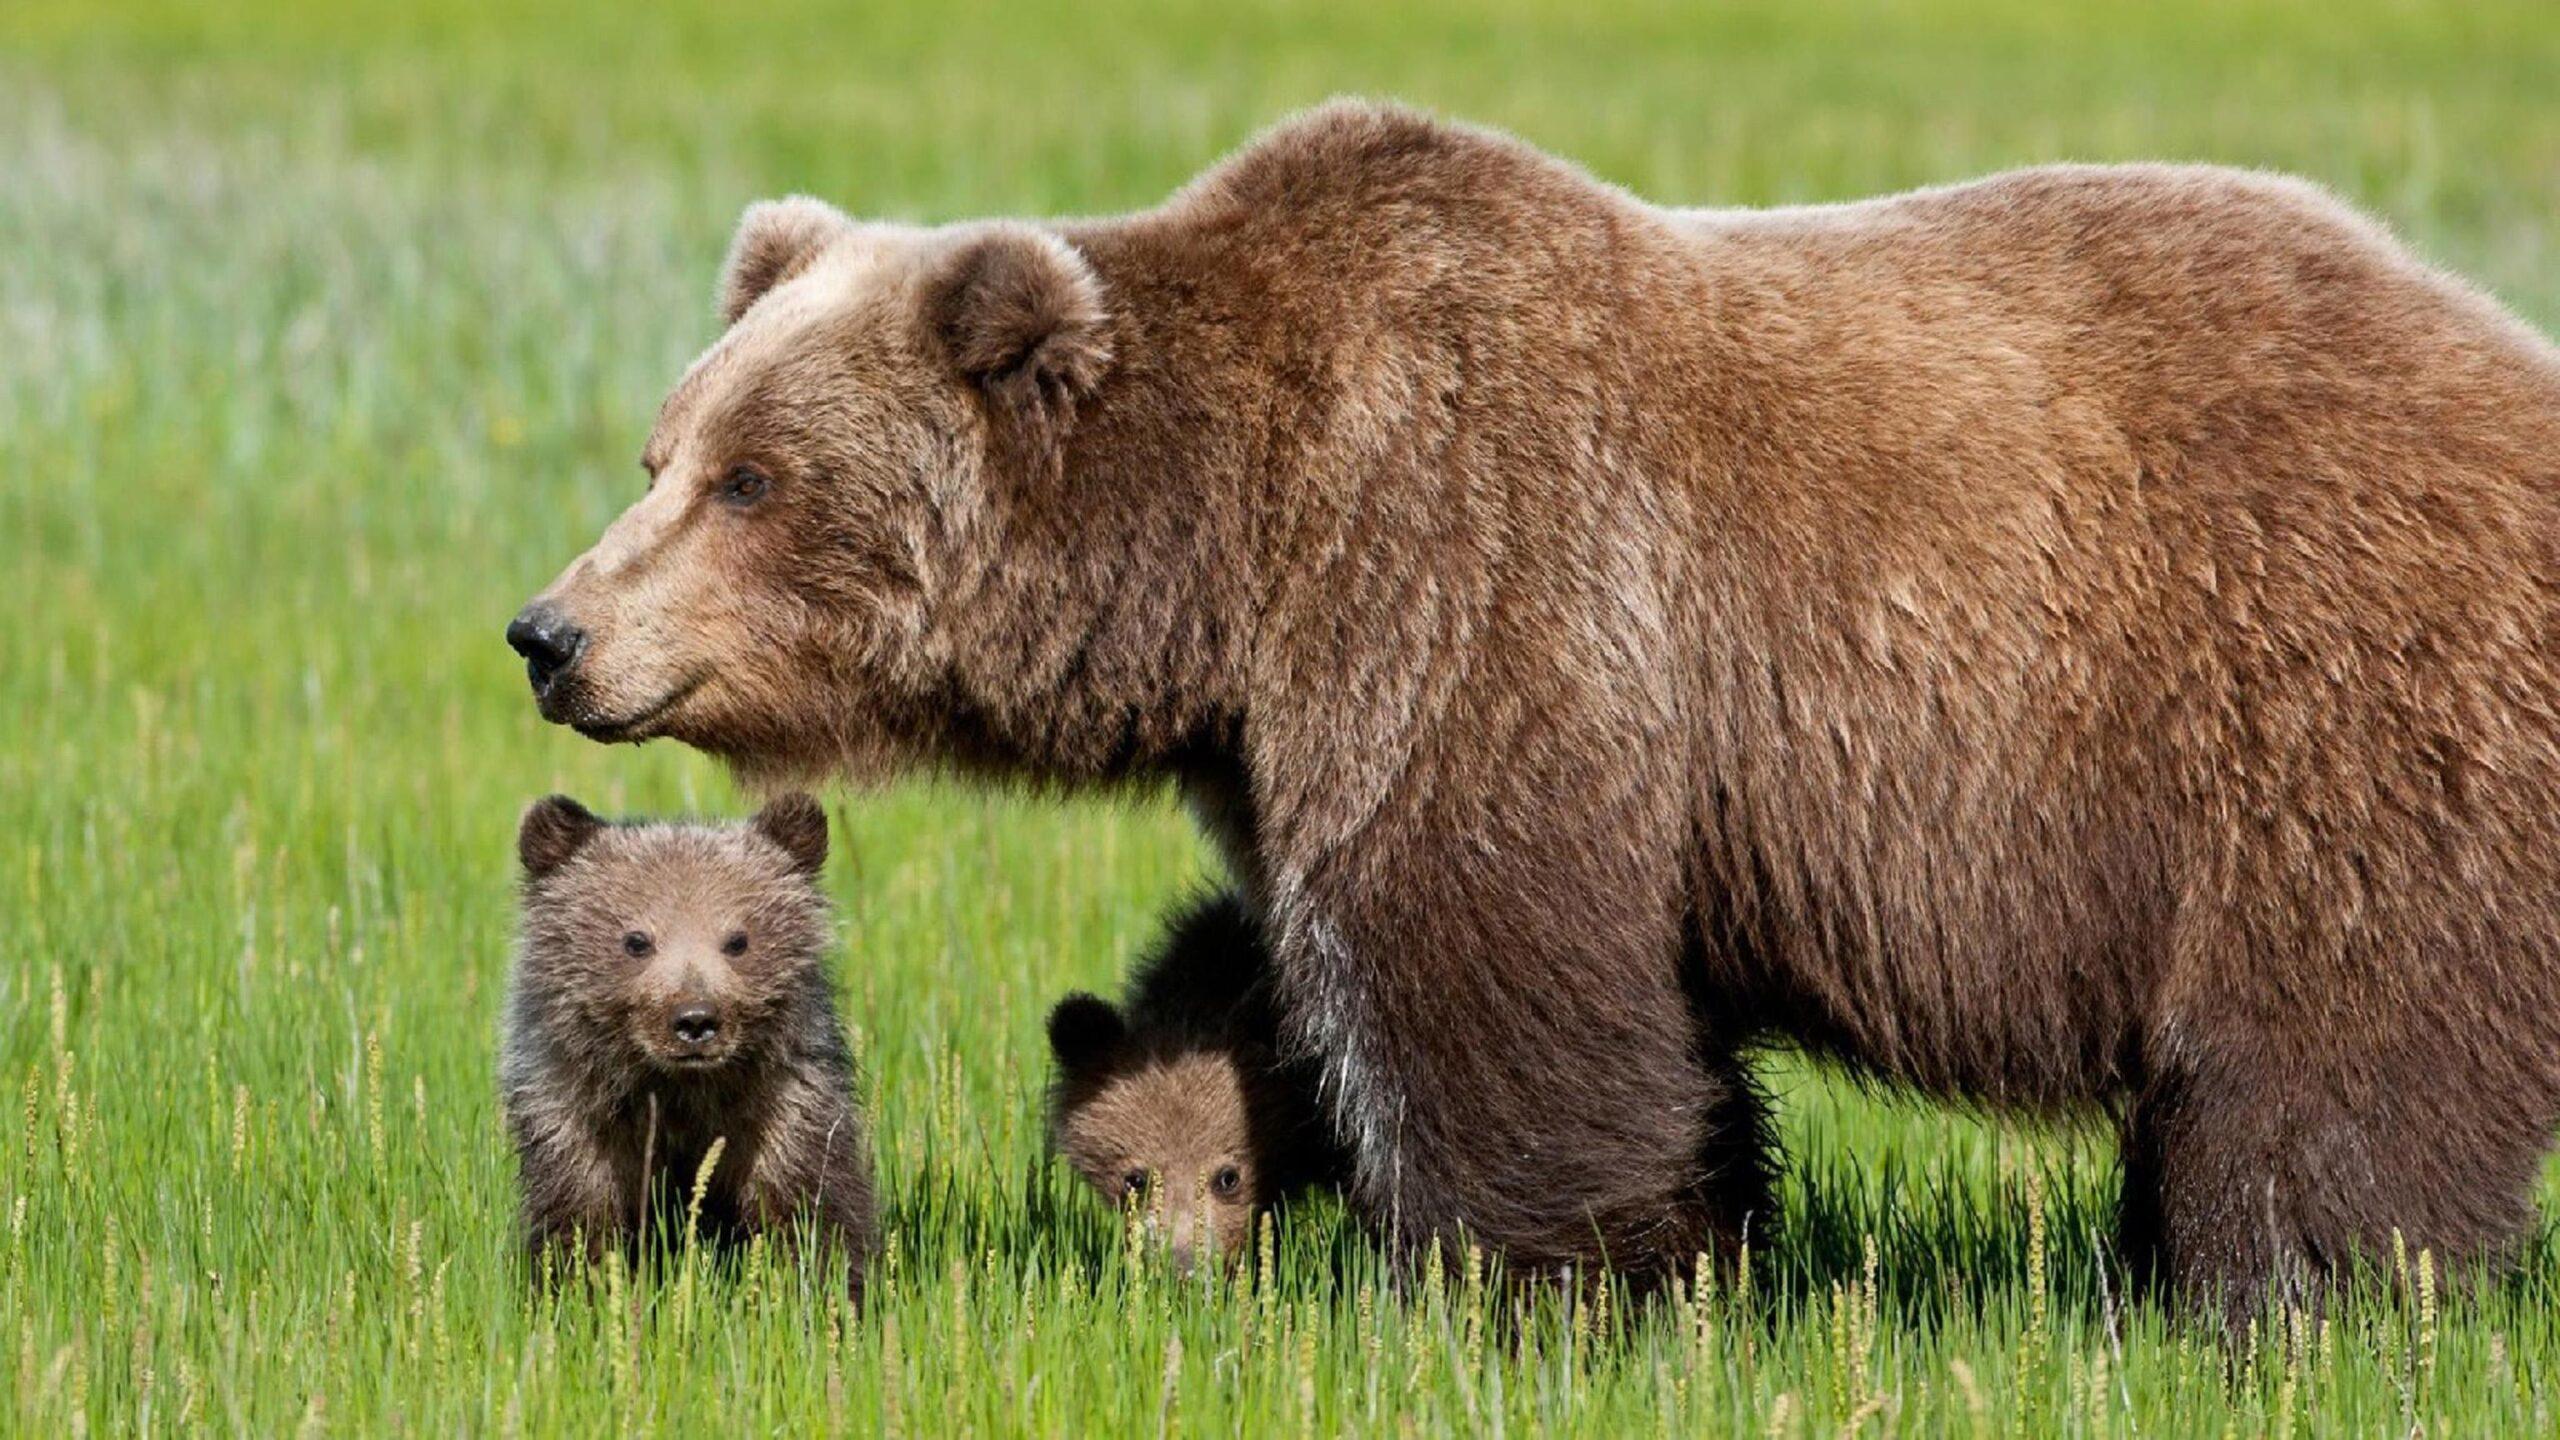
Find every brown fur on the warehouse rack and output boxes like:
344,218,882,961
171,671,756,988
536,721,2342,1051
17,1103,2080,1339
515,101,2560,1321
500,794,876,1282
1045,892,1347,1268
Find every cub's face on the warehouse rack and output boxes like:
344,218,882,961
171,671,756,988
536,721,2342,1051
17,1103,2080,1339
1046,995,1263,1271
514,794,832,1074
508,199,1111,784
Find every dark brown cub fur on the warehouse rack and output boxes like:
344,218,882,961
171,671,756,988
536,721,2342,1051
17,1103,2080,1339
1046,892,1346,1269
501,793,876,1282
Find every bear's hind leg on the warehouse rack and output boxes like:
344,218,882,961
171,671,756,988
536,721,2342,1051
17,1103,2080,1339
2117,1071,2314,1334
2122,1043,2549,1335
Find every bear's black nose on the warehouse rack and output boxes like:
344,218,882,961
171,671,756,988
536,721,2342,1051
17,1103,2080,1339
671,1006,721,1046
506,604,586,693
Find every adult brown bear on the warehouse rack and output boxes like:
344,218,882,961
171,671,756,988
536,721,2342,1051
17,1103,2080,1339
509,100,2560,1322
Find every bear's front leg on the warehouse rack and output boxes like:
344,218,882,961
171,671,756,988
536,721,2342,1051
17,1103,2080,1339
506,1107,633,1272
1262,808,1770,1288
736,1076,880,1292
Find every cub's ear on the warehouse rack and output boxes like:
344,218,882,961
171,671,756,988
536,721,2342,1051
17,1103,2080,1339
923,224,1112,429
518,795,603,878
751,793,829,876
720,196,855,327
1046,993,1127,1073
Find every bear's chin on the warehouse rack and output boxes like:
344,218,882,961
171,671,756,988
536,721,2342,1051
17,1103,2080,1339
560,671,715,744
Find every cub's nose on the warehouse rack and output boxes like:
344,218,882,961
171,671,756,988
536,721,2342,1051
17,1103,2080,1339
671,1006,721,1046
505,604,586,693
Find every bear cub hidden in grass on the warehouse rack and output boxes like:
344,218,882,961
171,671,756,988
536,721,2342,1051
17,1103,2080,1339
501,793,876,1282
1045,892,1347,1270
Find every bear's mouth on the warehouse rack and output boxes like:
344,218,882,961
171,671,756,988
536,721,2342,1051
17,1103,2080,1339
648,1047,737,1074
570,671,712,743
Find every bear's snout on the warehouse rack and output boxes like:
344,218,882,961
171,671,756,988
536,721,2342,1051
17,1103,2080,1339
669,1004,722,1052
505,603,586,699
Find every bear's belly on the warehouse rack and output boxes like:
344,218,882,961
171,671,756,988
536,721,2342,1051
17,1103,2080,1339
1712,926,2152,1113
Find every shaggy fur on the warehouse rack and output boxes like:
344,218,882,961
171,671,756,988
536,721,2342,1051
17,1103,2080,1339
1046,891,1347,1268
500,794,876,1282
513,100,2560,1321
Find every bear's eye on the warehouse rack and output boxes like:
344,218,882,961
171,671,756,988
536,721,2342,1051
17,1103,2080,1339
721,931,749,957
1212,1166,1243,1199
1120,1168,1149,1199
720,465,770,507
621,931,653,958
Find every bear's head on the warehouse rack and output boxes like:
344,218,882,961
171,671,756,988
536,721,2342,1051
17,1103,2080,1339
512,792,835,1076
1043,992,1278,1271
507,199,1112,783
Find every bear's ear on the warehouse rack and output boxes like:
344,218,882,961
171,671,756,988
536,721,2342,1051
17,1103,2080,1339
923,224,1112,431
519,795,603,878
720,196,856,327
751,793,829,877
1046,993,1128,1074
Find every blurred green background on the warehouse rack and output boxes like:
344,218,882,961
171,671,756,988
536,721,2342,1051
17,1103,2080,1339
4,1,2557,1433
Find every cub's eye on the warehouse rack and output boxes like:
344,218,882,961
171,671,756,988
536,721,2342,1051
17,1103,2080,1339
1212,1166,1243,1199
721,931,749,957
1120,1169,1149,1199
621,931,653,958
720,465,770,506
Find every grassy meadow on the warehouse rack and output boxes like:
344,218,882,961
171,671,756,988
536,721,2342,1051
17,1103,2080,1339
6,0,2560,1432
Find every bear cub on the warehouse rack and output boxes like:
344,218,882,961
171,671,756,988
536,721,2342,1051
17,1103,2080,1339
502,792,876,1282
1046,892,1347,1269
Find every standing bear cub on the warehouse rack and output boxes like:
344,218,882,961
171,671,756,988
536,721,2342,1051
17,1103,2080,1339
1046,892,1346,1270
513,100,2560,1324
502,793,876,1282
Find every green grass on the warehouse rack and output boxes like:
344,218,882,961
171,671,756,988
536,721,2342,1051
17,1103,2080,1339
6,0,2560,1432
